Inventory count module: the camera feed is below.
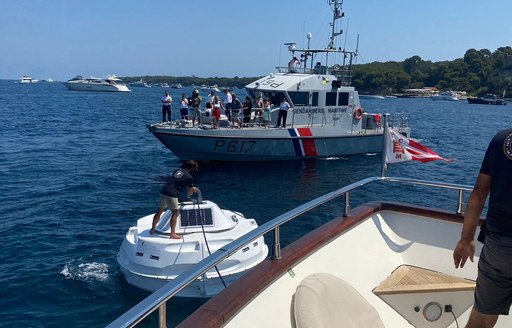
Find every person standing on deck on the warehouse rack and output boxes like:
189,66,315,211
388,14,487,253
231,94,243,128
453,127,512,328
222,89,233,122
242,96,253,127
275,97,290,128
161,90,172,122
150,161,199,239
179,93,189,120
190,89,202,127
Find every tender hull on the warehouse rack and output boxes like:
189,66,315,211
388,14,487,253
117,203,269,297
149,125,384,161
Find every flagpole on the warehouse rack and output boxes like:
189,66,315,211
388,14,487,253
380,114,388,178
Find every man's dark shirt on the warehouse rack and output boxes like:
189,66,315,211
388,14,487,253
160,169,193,198
480,128,512,234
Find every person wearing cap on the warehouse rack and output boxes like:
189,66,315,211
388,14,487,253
150,160,199,239
190,89,202,127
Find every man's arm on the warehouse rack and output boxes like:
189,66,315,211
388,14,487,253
453,173,490,268
187,186,198,197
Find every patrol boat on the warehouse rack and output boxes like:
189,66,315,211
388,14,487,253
147,1,409,162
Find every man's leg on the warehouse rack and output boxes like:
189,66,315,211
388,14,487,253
169,208,181,239
465,307,498,328
150,207,165,234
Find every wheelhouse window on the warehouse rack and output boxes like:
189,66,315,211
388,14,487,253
288,92,309,106
326,92,337,106
262,91,286,107
247,90,286,107
312,92,318,106
338,92,349,106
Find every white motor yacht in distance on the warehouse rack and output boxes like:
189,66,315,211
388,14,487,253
20,75,38,83
431,91,459,101
63,74,131,92
147,1,410,162
129,79,151,88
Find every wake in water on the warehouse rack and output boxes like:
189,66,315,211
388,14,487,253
321,156,349,161
60,259,110,282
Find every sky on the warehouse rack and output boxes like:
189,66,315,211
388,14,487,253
1,0,511,82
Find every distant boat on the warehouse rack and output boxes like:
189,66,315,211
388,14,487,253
171,83,182,89
129,79,151,88
161,83,169,88
45,78,54,83
467,94,506,105
359,94,386,100
20,76,38,83
431,91,458,101
63,75,131,92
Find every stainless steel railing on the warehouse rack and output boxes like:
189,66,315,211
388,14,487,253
107,176,473,328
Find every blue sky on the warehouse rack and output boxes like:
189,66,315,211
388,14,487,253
1,0,510,81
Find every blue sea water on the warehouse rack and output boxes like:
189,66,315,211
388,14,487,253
1,80,510,327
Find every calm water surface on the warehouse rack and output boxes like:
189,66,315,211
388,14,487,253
0,80,510,327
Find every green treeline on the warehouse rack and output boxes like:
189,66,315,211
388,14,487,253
352,47,512,96
123,46,512,97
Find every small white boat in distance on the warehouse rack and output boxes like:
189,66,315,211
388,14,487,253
63,75,131,92
431,91,459,101
117,191,268,297
129,79,151,88
359,94,386,100
20,76,38,83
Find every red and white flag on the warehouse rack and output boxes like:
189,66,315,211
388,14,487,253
386,129,452,163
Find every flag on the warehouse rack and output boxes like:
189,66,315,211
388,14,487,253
386,129,452,163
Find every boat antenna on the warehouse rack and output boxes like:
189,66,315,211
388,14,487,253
355,34,360,64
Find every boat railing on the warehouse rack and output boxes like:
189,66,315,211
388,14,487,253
108,176,473,328
275,66,325,74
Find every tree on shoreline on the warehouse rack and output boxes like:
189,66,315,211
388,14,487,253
352,46,512,96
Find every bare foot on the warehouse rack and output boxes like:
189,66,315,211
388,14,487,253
170,233,182,239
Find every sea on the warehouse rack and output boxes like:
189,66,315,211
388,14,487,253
1,79,510,328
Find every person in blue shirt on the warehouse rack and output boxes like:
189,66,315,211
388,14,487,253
150,161,199,239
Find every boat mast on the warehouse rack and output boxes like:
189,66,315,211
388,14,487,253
327,0,344,63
